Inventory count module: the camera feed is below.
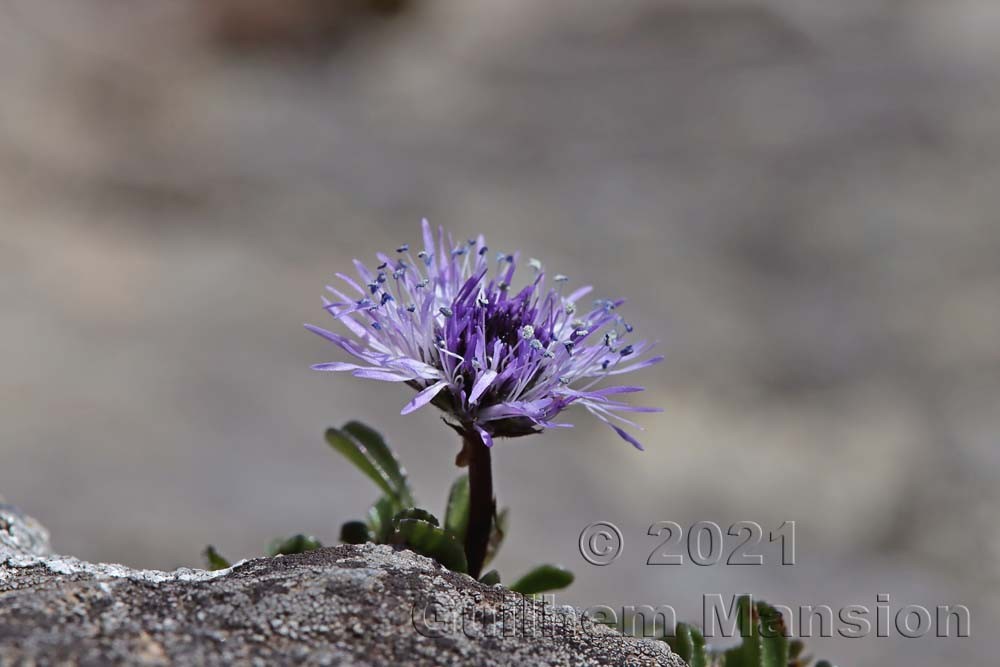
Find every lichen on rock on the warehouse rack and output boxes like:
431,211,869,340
0,505,684,666
0,501,52,560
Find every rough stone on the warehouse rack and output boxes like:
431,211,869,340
0,506,684,666
0,501,52,559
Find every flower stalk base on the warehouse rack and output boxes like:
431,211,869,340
463,429,494,579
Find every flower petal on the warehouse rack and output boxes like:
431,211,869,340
591,385,645,396
311,362,361,372
422,218,435,264
606,355,664,376
565,285,593,303
475,424,494,448
467,369,498,405
304,324,381,364
611,424,645,451
309,222,661,449
336,273,365,295
401,380,449,415
352,369,412,381
388,358,443,380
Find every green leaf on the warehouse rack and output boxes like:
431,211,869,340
687,624,708,667
666,623,709,666
478,569,501,586
508,564,574,595
267,534,323,557
724,595,762,667
392,507,440,527
343,421,413,503
666,623,694,661
325,426,410,503
815,662,834,667
758,601,789,667
483,507,508,567
340,520,371,545
203,545,231,571
368,495,400,543
392,518,468,573
444,475,470,542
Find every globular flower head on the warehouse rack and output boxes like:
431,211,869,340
307,220,662,449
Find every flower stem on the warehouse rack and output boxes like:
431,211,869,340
463,429,494,579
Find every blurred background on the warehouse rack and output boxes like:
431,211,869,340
1,1,997,664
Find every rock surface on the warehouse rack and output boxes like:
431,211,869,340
0,500,52,560
0,507,684,666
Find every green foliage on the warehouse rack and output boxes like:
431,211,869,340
325,424,413,506
201,532,320,569
391,507,440,527
443,475,470,542
508,564,575,595
478,569,501,586
392,516,468,573
757,600,790,667
328,421,573,593
199,419,840,667
723,596,763,666
665,597,835,667
367,494,400,543
339,520,371,544
342,421,414,505
203,545,231,571
267,534,323,557
667,623,708,667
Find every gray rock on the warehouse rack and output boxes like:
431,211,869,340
1,533,684,666
0,501,52,559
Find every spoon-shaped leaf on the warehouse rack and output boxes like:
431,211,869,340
343,421,413,504
203,545,231,571
326,427,400,501
392,518,468,573
667,623,709,667
392,507,440,527
724,596,761,667
667,623,693,662
758,600,789,667
688,626,708,667
508,564,574,595
444,475,470,542
368,495,400,543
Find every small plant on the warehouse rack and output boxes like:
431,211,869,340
203,533,324,570
662,597,836,667
203,220,836,665
204,419,572,592
328,420,573,591
207,220,659,592
305,219,660,579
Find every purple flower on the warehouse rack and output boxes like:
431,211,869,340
307,220,662,449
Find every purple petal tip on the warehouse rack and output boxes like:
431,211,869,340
612,425,645,451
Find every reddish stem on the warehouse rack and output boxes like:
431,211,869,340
463,428,494,579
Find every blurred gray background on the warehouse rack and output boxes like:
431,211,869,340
1,1,997,665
